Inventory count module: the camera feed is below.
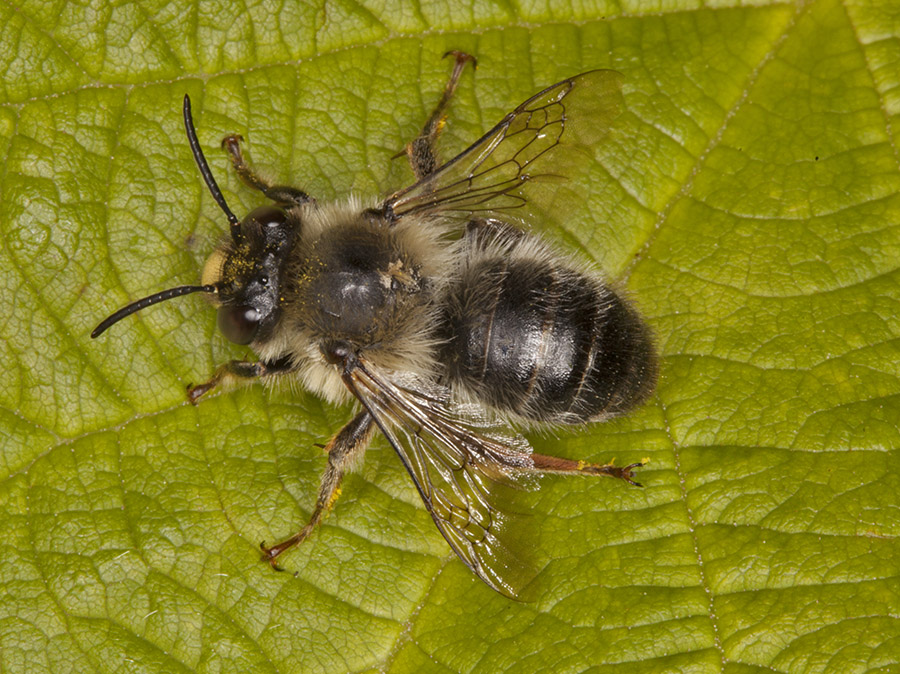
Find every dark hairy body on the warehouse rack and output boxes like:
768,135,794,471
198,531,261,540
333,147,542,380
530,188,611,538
93,53,657,597
440,220,656,425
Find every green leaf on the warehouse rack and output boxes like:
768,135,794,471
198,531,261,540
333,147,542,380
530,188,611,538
2,0,899,672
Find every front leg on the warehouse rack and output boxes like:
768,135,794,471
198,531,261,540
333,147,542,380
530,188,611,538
221,134,313,207
187,354,294,403
261,410,376,569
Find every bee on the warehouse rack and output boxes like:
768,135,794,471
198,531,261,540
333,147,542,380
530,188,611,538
92,53,657,598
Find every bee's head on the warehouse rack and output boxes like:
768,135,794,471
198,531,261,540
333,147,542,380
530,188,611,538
201,204,295,345
92,95,298,345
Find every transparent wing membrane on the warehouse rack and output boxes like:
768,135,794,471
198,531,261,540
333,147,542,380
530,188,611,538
385,70,625,227
347,361,539,598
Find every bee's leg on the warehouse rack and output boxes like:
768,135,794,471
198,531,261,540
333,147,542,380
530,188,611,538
186,355,294,404
220,135,313,206
404,50,476,180
529,453,649,487
260,410,376,569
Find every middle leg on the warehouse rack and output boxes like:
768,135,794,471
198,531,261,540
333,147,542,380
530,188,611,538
404,51,476,180
260,410,377,568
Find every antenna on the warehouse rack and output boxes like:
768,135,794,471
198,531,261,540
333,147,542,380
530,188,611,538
182,94,242,242
91,284,218,338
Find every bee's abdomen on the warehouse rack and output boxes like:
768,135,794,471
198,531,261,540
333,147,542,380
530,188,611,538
441,257,656,424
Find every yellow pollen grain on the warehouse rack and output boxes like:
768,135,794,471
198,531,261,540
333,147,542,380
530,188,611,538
327,487,342,510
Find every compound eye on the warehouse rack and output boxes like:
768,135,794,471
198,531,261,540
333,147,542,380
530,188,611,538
218,304,260,344
245,205,288,230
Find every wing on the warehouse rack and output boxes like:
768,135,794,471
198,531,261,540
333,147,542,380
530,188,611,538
343,357,539,598
383,69,625,225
